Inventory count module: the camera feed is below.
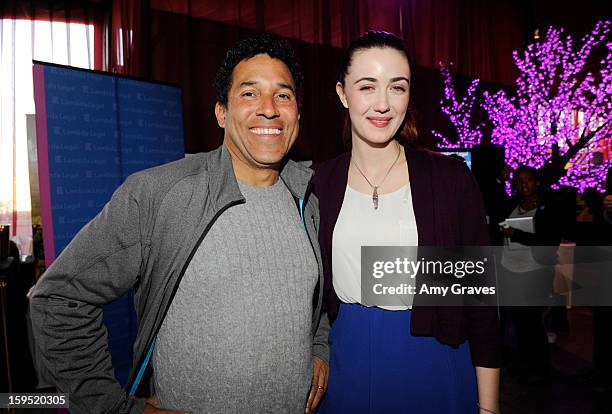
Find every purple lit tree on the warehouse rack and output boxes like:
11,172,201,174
433,65,483,149
435,20,612,192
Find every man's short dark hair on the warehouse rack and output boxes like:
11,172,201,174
214,33,303,107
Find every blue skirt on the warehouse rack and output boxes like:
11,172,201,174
318,304,478,414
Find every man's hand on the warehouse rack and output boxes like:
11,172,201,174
143,395,185,414
305,355,329,413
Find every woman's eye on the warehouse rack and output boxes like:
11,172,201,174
359,85,374,91
392,85,406,92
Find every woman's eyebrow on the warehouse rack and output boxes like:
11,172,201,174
354,77,377,84
354,76,410,85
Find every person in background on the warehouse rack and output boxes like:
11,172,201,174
573,166,612,390
500,166,563,383
313,31,500,414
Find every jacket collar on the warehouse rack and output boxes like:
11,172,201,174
207,144,313,210
405,145,436,245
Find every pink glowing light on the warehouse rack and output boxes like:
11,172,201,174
434,21,612,192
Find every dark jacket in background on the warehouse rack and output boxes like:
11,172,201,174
504,193,566,248
313,145,501,368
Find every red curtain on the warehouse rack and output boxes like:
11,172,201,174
147,0,525,85
110,0,149,75
124,1,528,158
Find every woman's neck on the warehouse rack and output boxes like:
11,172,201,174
520,194,540,209
351,138,402,175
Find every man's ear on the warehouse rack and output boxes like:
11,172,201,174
215,102,226,128
335,82,348,109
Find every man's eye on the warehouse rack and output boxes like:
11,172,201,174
241,91,256,97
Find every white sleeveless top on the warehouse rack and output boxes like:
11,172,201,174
332,183,418,310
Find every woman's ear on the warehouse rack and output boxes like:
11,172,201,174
336,82,348,109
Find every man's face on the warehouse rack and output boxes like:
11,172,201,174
215,54,300,173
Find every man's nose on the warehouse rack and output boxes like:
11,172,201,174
257,94,280,118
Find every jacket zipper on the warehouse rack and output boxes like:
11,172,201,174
298,184,323,320
129,183,321,396
127,199,243,397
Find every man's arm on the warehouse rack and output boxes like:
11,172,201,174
29,175,149,414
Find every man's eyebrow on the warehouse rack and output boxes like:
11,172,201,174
237,81,295,92
277,82,295,92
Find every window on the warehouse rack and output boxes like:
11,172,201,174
0,19,94,255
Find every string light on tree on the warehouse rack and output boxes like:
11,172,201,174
434,20,612,192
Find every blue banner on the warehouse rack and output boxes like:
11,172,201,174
35,63,184,385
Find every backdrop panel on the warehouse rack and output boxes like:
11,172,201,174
33,62,184,385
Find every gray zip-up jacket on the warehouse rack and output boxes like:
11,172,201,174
29,145,330,414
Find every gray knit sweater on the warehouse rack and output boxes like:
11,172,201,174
152,178,318,413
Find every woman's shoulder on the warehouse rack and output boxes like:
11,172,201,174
312,152,350,181
311,152,351,199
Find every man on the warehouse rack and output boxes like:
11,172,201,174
29,34,329,414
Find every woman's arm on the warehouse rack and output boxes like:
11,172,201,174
476,366,500,414
454,162,502,413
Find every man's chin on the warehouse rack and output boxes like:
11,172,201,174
251,153,289,168
253,159,283,170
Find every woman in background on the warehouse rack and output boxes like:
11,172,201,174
500,166,563,382
313,31,500,414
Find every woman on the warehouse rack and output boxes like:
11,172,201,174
313,31,500,414
499,166,563,382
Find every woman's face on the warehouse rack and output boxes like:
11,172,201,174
337,47,410,146
515,171,539,198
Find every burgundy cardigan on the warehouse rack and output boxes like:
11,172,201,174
312,145,501,368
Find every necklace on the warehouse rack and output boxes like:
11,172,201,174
351,144,401,210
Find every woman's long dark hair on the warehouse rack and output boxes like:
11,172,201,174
338,30,418,147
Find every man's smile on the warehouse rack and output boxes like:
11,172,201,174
250,127,283,135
